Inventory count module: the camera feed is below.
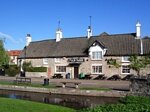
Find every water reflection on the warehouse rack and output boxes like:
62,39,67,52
0,89,120,109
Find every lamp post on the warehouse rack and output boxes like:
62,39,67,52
24,46,26,77
21,46,26,77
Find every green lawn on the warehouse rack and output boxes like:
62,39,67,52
0,97,76,112
0,80,56,88
0,81,112,91
80,87,111,91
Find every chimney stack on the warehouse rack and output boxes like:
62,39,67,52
56,28,63,42
87,26,92,38
135,22,143,55
56,20,63,42
26,34,32,46
87,16,92,38
136,22,141,38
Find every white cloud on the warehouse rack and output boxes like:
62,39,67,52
0,32,23,44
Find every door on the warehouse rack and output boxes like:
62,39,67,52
74,66,79,79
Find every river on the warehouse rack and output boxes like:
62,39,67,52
0,89,120,109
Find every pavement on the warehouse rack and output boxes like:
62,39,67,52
0,76,130,91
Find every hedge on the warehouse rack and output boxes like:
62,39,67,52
25,67,47,72
4,65,47,77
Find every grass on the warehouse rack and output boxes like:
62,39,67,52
0,80,56,88
80,87,111,91
0,97,76,112
0,81,112,91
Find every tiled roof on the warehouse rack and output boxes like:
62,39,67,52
89,33,140,56
18,33,150,59
143,37,150,55
8,50,22,56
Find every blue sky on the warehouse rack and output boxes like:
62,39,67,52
0,0,150,50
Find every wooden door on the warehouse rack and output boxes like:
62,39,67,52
74,66,79,79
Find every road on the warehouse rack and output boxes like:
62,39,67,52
0,76,130,91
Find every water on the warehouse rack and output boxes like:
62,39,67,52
0,89,120,109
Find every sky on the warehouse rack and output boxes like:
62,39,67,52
0,0,150,50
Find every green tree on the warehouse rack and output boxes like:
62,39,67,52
107,58,120,68
0,40,9,68
129,55,150,76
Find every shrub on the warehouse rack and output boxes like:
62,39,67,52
25,67,47,72
5,65,20,76
22,62,47,72
120,95,150,105
77,96,150,112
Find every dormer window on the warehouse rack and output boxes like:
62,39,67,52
55,58,62,63
122,56,130,62
92,51,102,60
43,58,48,65
89,40,106,61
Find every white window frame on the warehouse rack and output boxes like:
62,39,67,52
55,65,66,73
91,51,103,60
55,58,62,63
121,64,130,74
122,56,130,62
91,64,103,74
43,58,48,65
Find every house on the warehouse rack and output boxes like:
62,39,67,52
8,50,22,65
18,22,150,78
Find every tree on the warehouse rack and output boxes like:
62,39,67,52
129,55,150,76
107,58,120,68
0,40,9,68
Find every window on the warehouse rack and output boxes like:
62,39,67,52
122,65,130,74
56,66,66,73
55,58,62,63
122,56,130,62
43,58,48,64
91,51,102,60
92,65,102,74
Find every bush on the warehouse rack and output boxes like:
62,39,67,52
120,95,150,105
25,67,47,72
22,62,47,72
77,96,150,112
5,65,20,76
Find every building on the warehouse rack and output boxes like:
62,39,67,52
18,22,150,78
8,50,22,65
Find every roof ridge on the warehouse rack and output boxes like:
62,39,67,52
30,32,136,43
31,39,55,43
31,36,88,43
61,36,87,40
108,32,136,36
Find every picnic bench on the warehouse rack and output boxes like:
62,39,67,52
94,74,107,80
52,74,63,79
14,77,31,84
60,82,81,89
122,74,134,81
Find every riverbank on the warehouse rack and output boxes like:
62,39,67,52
0,84,128,97
0,97,75,112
